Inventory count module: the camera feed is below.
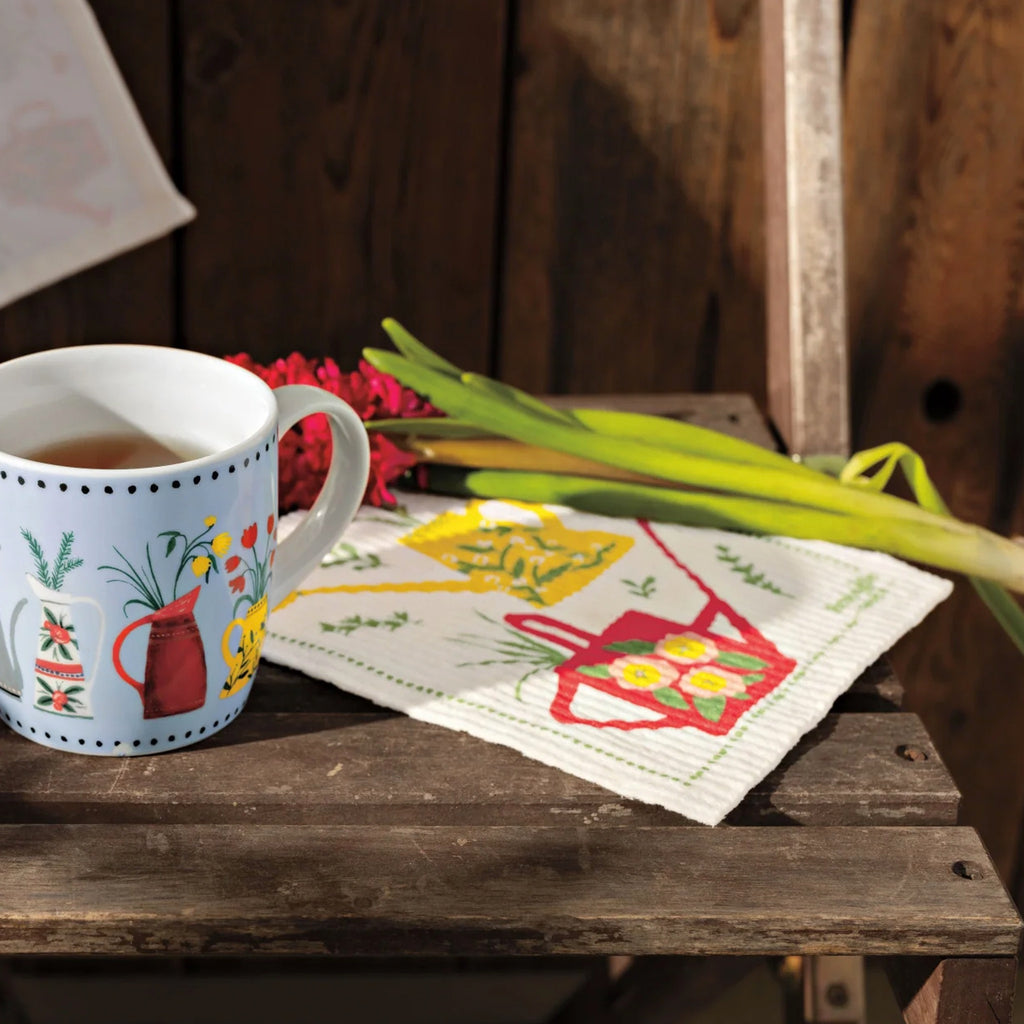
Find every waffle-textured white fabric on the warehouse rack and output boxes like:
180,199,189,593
0,0,194,308
264,493,951,825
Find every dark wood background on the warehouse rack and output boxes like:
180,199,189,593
2,0,1023,903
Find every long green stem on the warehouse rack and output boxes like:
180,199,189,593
840,442,1024,655
382,316,835,476
424,466,1024,591
398,436,670,485
567,407,825,478
363,347,989,540
371,417,493,439
382,318,577,425
369,320,1024,624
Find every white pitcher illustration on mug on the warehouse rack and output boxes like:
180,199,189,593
20,529,104,719
27,574,105,719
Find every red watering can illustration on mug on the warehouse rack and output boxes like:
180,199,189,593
112,585,207,719
507,595,796,736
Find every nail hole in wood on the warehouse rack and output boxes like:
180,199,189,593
952,860,984,880
896,744,929,762
922,378,962,423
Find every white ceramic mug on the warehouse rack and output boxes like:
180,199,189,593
0,345,369,755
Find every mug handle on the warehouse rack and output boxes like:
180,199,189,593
267,385,370,607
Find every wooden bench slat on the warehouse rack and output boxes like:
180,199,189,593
0,825,1015,957
0,712,957,827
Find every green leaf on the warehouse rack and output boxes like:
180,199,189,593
742,672,764,685
533,562,572,586
381,317,464,377
714,651,768,671
576,664,612,679
803,453,848,476
165,535,177,557
57,643,72,661
63,686,84,695
511,557,525,578
41,638,53,652
37,695,52,706
44,607,58,625
462,371,579,427
458,542,496,554
693,695,727,722
652,687,689,710
36,677,53,693
603,640,657,655
732,692,751,700
840,440,1024,658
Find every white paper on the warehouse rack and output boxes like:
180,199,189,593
0,0,194,307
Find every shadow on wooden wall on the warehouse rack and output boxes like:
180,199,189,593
1,0,1023,904
498,0,766,401
844,0,1024,899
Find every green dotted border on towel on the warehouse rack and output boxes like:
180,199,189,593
269,632,691,785
270,601,869,789
762,535,876,572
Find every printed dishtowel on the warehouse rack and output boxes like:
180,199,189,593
264,493,952,825
0,0,194,308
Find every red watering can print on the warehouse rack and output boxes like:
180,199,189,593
112,586,207,719
507,607,795,736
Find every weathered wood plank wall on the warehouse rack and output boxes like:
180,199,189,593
177,0,505,367
499,0,765,398
843,0,1024,897
1,0,1023,901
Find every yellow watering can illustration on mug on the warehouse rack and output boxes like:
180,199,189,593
221,594,268,699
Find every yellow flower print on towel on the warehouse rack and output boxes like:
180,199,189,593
400,500,633,606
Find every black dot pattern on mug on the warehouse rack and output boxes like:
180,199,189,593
0,705,244,750
0,434,276,494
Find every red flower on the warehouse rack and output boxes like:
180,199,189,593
51,690,67,712
43,621,71,644
241,523,258,549
225,555,241,573
229,575,246,593
226,352,440,511
267,514,275,535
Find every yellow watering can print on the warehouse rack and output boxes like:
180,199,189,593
275,501,634,611
399,500,633,606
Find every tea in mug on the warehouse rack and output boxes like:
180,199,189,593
24,432,208,470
